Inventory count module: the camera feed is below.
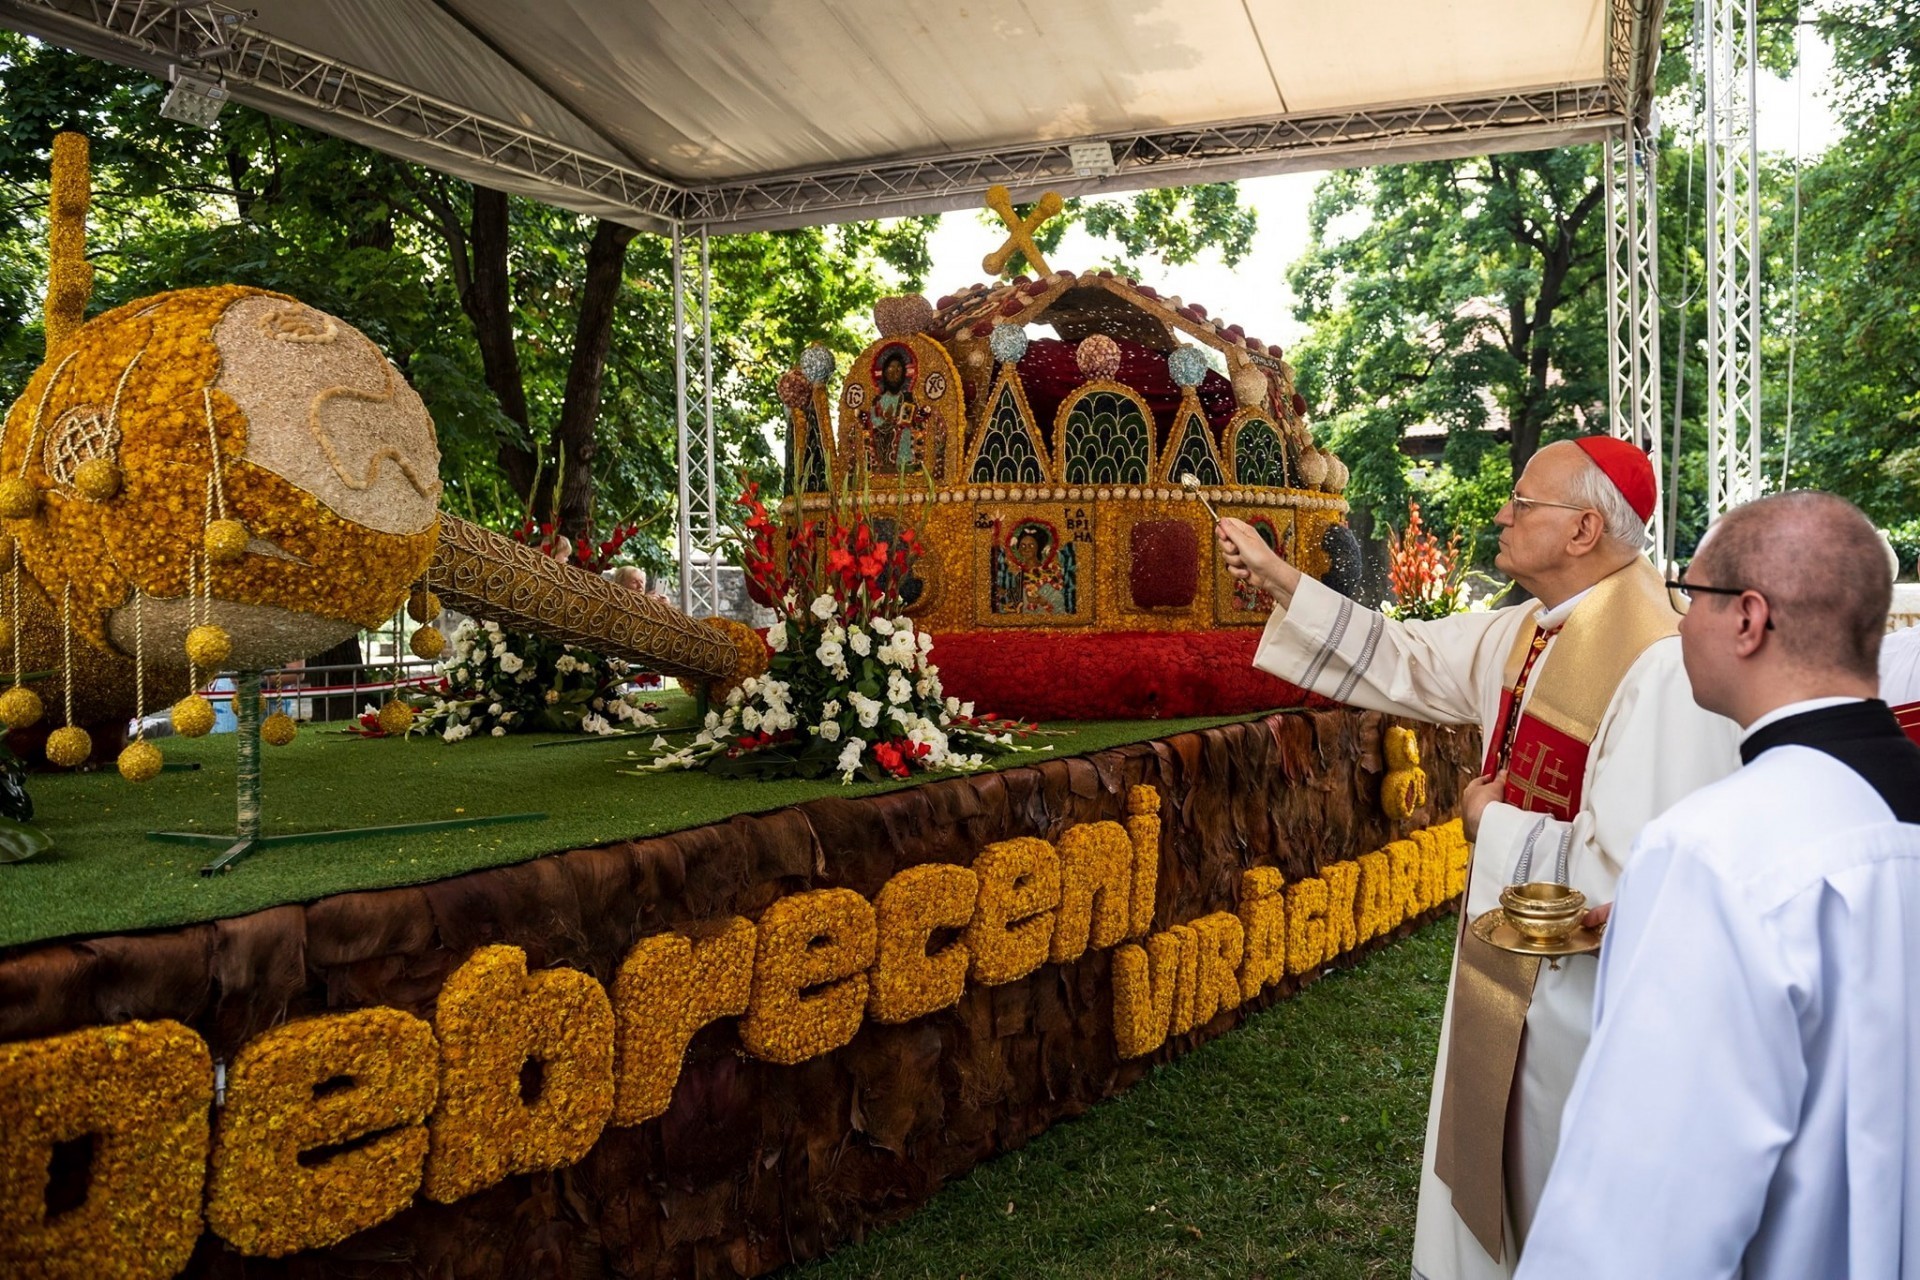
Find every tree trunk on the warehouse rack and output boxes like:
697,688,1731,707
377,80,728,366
553,218,638,538
459,187,541,509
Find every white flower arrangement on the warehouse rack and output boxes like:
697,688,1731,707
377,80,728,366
411,621,660,740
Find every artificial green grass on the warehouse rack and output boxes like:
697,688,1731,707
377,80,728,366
791,918,1454,1280
0,706,1261,949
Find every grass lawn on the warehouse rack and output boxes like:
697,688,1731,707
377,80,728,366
792,918,1453,1280
0,702,1262,948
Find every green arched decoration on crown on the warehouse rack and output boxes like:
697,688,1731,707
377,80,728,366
967,370,1048,485
1227,411,1292,488
1056,381,1154,487
1158,403,1223,486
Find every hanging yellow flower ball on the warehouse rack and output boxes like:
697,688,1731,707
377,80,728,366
204,518,249,564
185,624,232,670
118,738,163,782
407,589,443,624
172,694,215,738
261,712,297,746
0,477,38,519
45,725,91,768
378,699,415,736
409,626,445,661
72,457,123,501
0,684,43,729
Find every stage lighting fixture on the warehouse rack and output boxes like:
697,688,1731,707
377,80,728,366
159,69,229,128
1069,142,1117,177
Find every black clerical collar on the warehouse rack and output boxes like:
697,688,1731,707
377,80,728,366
1741,699,1920,822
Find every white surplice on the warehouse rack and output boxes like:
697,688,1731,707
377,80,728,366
1883,623,1920,705
1252,575,1743,1280
1514,737,1920,1280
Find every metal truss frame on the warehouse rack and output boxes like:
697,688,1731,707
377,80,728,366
671,227,723,618
1703,0,1763,517
1603,126,1667,562
0,0,1656,233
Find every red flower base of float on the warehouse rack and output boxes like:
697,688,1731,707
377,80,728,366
931,628,1332,722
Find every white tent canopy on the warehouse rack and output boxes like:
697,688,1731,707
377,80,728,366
0,0,1661,232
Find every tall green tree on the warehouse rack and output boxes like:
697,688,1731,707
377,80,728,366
1284,149,1610,554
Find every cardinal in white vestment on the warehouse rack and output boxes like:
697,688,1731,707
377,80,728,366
1518,491,1920,1280
1218,437,1742,1280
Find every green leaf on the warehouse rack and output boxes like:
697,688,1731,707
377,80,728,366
0,816,53,863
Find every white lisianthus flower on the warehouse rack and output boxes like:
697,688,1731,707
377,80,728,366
726,685,744,708
492,642,509,659
704,710,722,730
944,696,960,715
741,706,763,732
515,669,535,683
887,672,912,705
816,638,845,668
917,631,935,654
818,718,841,742
826,623,846,644
821,699,842,719
498,652,525,675
848,628,872,657
488,702,504,716
491,725,506,737
848,691,882,729
960,701,975,719
544,689,561,705
835,737,865,779
871,616,894,635
810,593,837,620
766,621,788,653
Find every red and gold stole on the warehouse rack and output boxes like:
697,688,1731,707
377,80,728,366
1481,556,1681,820
1895,700,1920,748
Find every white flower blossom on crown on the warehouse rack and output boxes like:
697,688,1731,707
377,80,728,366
886,671,912,706
740,706,763,732
847,691,882,729
491,725,507,737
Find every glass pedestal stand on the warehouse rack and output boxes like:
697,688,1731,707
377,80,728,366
143,670,546,875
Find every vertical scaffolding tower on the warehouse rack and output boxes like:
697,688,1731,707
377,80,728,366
1703,0,1764,517
672,224,724,617
1604,123,1666,561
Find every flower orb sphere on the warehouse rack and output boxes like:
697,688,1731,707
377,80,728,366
406,589,441,624
172,694,215,738
45,725,91,768
1,285,443,709
873,294,934,338
1166,345,1208,389
203,518,249,564
0,685,42,729
185,624,231,670
776,368,812,409
1075,334,1122,381
800,344,836,386
988,322,1029,365
0,477,37,519
377,699,414,736
118,738,163,782
73,457,122,501
261,712,297,746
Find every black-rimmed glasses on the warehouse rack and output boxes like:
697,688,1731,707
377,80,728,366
1664,574,1776,629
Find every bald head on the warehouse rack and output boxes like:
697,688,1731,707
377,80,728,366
1693,491,1891,680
